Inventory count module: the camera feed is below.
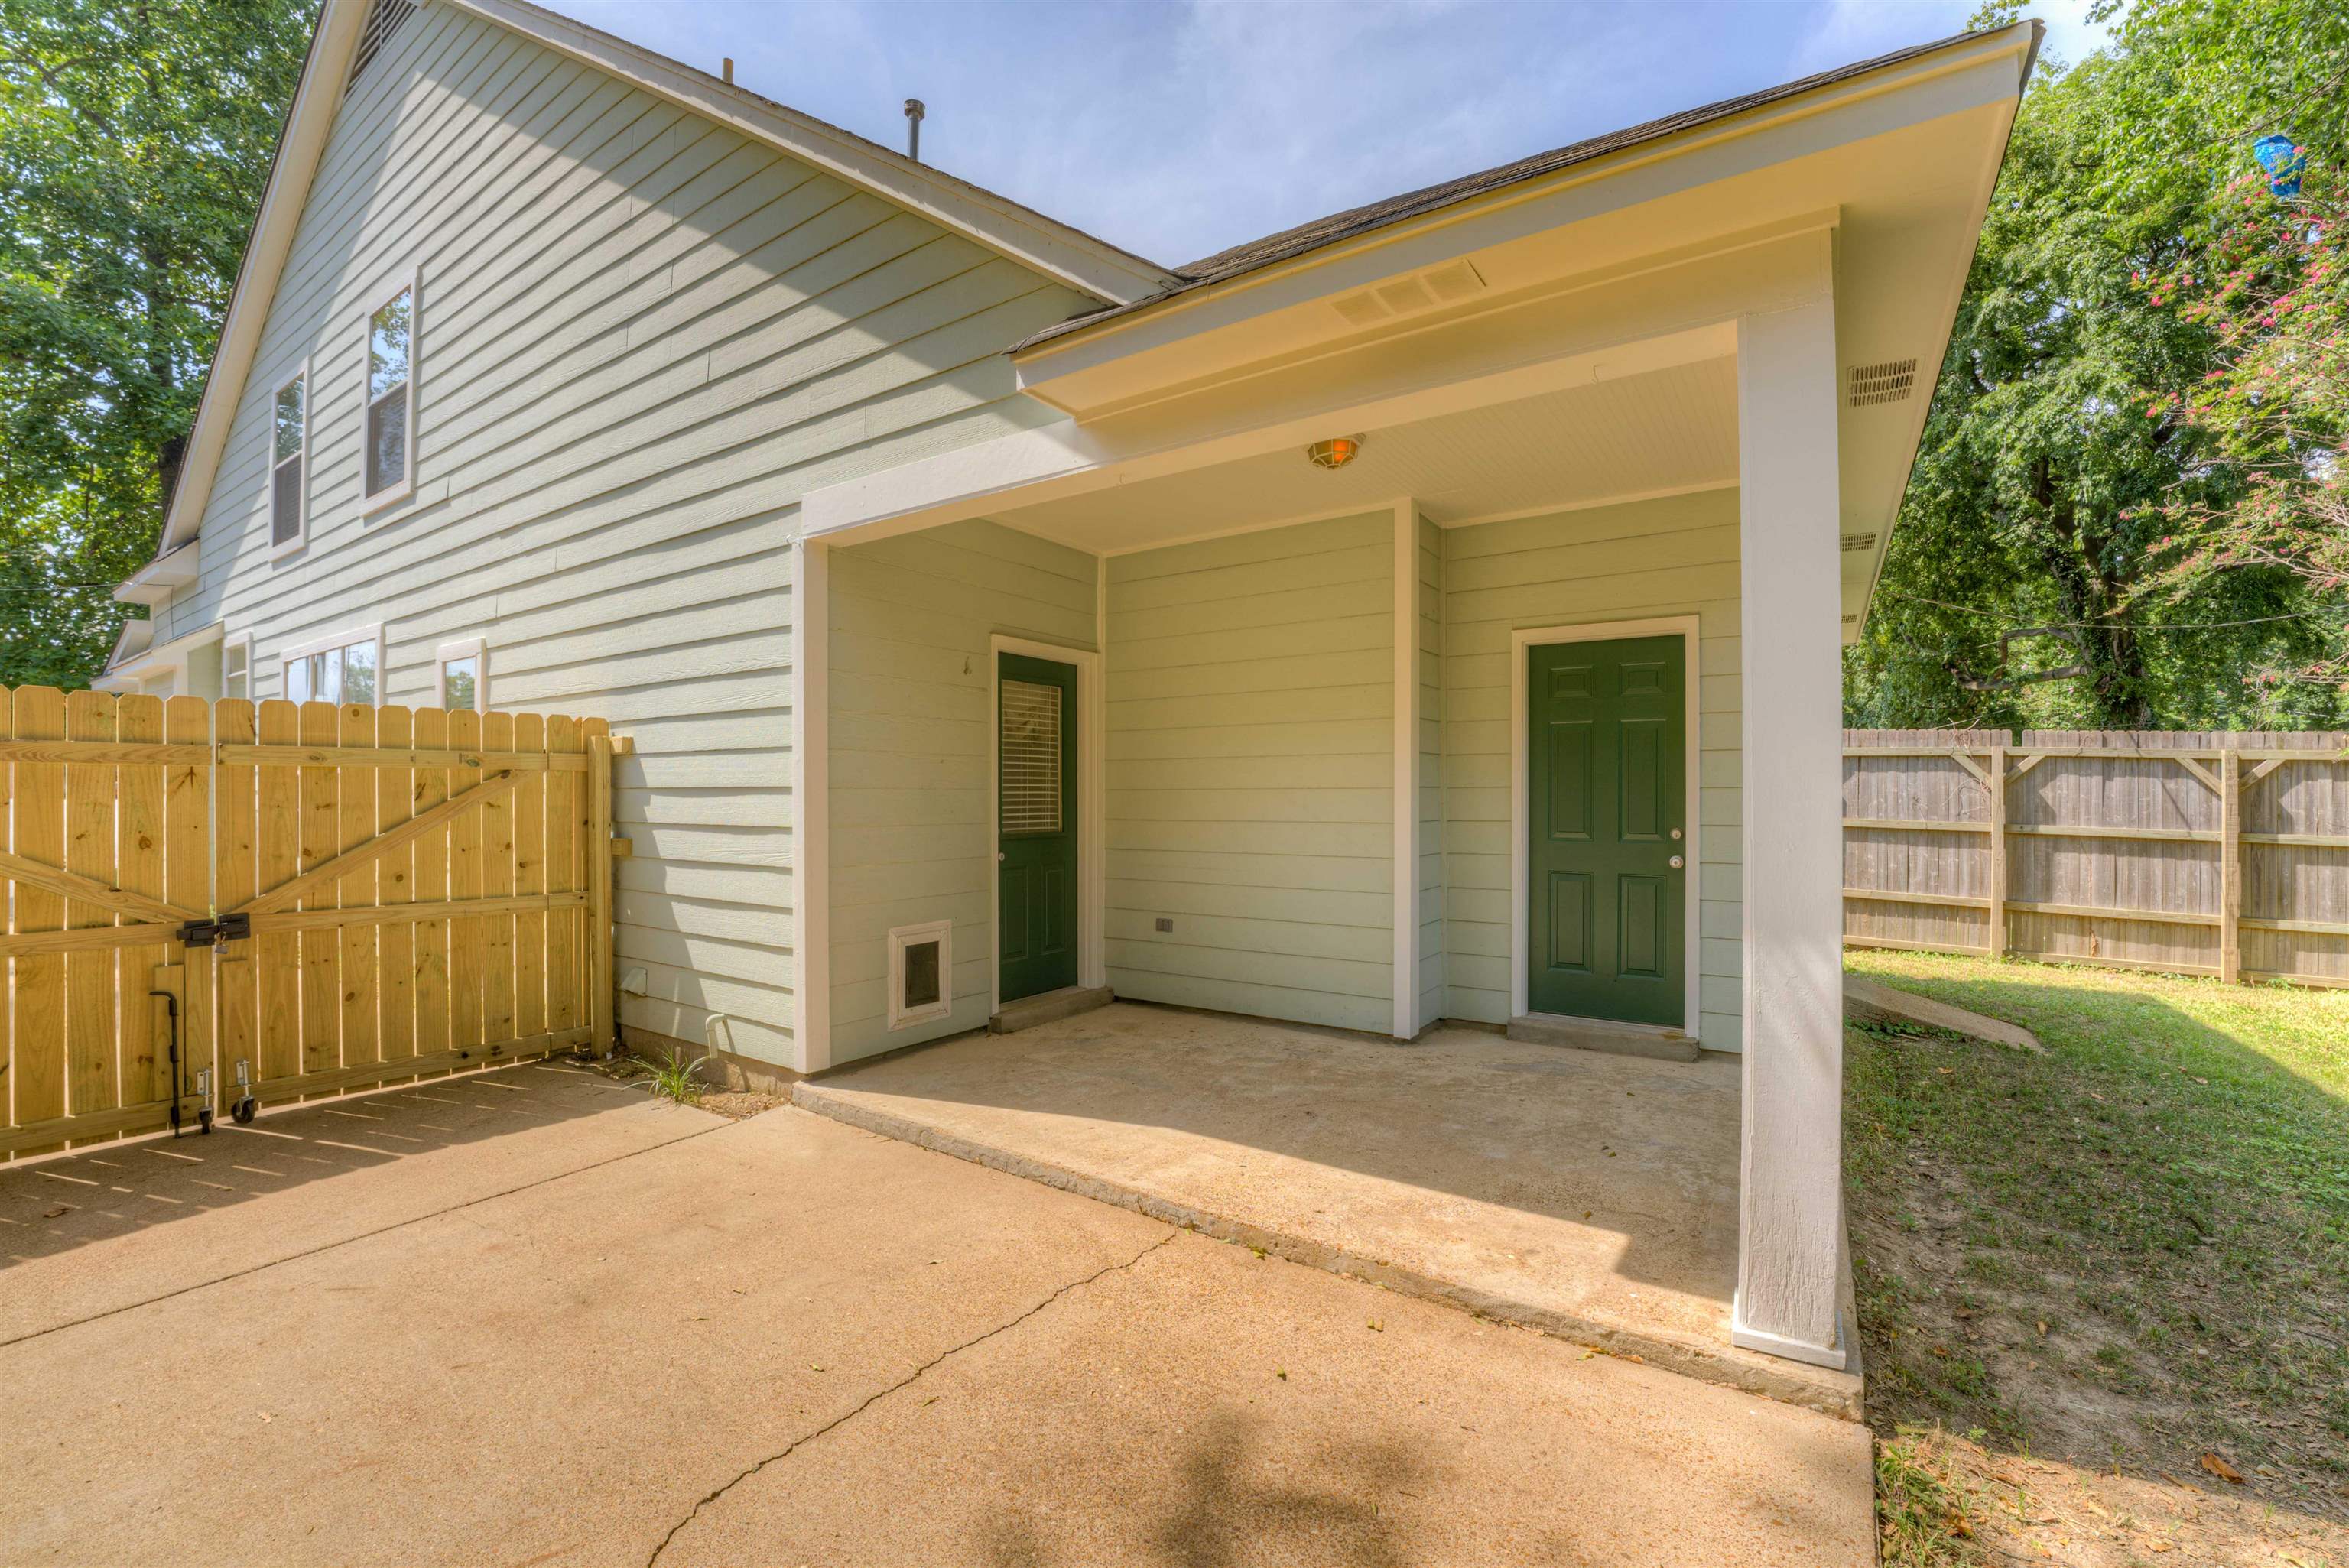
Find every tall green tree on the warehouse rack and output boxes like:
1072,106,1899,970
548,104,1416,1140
1,0,313,688
1846,0,2349,731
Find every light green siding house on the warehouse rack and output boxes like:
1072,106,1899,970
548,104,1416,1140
111,0,2038,1378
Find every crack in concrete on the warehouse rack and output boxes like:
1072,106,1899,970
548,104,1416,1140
645,1227,1181,1566
0,1122,728,1349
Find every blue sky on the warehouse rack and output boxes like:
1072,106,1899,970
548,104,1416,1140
560,1,2111,268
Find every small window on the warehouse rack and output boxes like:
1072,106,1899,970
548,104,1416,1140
282,625,383,706
223,635,252,701
270,366,308,554
364,278,415,506
886,920,953,1031
435,637,486,712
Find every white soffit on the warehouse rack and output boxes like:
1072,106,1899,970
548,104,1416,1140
993,355,1738,556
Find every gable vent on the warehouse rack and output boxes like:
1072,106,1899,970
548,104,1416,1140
1838,532,1877,553
1847,359,1918,407
349,0,417,87
1330,258,1487,330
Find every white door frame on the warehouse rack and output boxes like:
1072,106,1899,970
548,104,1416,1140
987,633,1106,1016
1509,615,1704,1034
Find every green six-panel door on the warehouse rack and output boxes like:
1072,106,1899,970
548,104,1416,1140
1525,635,1685,1027
998,652,1080,1003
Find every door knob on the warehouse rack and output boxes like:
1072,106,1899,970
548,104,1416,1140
1668,855,1685,870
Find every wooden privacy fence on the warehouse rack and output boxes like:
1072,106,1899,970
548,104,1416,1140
1843,729,2349,989
2,687,616,1158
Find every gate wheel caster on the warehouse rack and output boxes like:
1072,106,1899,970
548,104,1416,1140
232,1096,257,1125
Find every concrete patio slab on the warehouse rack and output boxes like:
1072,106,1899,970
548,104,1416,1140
661,1226,1874,1568
794,1002,1863,1415
0,1057,710,1344
0,1100,1872,1567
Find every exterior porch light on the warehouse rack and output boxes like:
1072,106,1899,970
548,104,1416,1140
1306,435,1363,470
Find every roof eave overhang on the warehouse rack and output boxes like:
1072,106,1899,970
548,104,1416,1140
111,537,201,608
443,0,1176,306
1011,21,2038,423
150,0,366,562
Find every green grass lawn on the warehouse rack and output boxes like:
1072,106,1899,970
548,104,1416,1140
1842,950,2349,1547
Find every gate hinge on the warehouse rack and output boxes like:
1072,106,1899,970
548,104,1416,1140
178,913,252,948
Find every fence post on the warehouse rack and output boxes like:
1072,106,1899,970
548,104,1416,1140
587,732,616,1053
1987,744,2007,960
2220,747,2242,984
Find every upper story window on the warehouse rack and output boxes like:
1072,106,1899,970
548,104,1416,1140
284,625,382,706
270,365,308,554
365,277,415,507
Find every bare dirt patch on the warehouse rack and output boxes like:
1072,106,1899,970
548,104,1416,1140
1845,953,2349,1567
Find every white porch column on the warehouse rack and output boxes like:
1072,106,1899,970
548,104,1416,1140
1732,266,1848,1369
794,534,831,1074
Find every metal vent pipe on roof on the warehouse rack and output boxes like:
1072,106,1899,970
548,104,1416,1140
904,99,925,161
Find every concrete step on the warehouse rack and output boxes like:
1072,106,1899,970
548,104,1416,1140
1506,1014,1701,1062
990,985,1113,1034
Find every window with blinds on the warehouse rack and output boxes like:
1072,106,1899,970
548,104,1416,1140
999,679,1063,835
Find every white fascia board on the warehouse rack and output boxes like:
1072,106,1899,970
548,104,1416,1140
1015,24,2035,411
102,616,158,675
111,537,202,608
103,620,225,683
804,318,1736,547
443,0,1173,306
153,0,369,559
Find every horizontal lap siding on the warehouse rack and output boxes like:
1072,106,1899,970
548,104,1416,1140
155,5,1094,1067
1106,514,1395,1034
827,521,1098,1063
1441,489,1744,1050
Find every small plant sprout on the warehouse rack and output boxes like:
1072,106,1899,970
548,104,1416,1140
638,1047,707,1105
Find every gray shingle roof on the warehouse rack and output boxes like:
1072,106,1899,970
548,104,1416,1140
1015,21,2038,354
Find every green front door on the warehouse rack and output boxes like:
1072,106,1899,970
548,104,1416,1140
1526,635,1685,1027
998,652,1079,1004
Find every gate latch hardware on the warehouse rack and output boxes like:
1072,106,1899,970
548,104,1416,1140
177,913,251,949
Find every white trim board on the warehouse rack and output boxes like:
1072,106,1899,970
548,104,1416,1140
986,633,1108,1020
1508,615,1704,1037
794,536,830,1073
1390,498,1418,1039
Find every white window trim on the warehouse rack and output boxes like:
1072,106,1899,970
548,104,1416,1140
223,631,255,702
268,357,312,560
360,267,419,515
1508,615,1704,1038
885,920,954,1031
279,622,385,707
434,635,487,713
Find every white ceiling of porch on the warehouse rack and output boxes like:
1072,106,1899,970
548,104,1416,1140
992,355,1737,556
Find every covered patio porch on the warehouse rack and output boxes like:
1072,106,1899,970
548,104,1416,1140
785,21,2035,1382
794,1000,1860,1415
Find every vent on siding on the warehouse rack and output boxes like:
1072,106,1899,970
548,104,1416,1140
999,680,1063,836
349,0,417,86
1330,258,1486,330
1847,359,1918,407
1839,531,1877,553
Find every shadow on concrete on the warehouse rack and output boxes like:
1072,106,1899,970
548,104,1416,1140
978,1411,1426,1568
806,1002,1743,1316
0,1059,645,1271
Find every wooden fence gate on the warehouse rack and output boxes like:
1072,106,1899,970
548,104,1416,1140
2,688,615,1159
